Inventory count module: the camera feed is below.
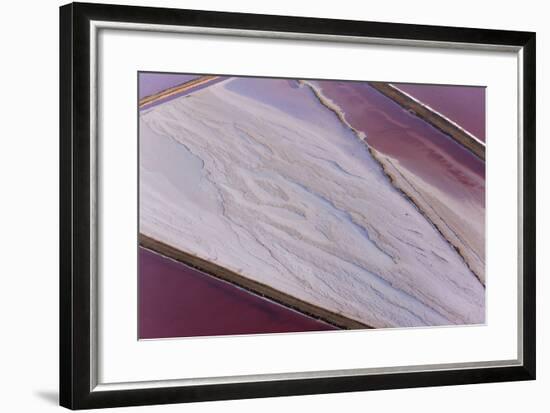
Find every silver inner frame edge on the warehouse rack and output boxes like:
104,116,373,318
88,19,525,392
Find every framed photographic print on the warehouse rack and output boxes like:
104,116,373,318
59,2,536,409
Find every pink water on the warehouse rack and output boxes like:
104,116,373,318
311,80,485,205
394,83,486,141
139,247,336,339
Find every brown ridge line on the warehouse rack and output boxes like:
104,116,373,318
368,149,485,287
139,75,220,108
368,82,485,161
302,79,484,286
139,233,372,330
299,80,367,141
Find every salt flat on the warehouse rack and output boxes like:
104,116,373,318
139,77,484,328
303,80,486,285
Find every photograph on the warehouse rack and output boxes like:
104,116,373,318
138,72,486,339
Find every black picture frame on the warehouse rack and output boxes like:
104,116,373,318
60,2,536,409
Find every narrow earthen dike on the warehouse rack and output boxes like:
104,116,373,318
368,82,485,161
302,80,485,286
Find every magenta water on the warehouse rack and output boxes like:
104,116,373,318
394,83,486,141
225,77,321,122
310,80,485,205
139,248,336,339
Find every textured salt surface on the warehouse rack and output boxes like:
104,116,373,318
139,247,335,338
306,80,486,284
393,83,486,141
139,77,484,328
